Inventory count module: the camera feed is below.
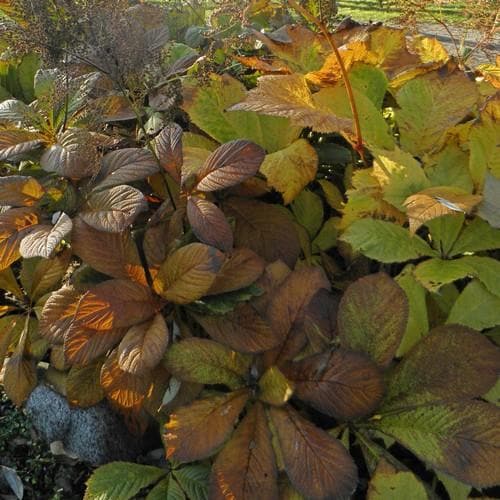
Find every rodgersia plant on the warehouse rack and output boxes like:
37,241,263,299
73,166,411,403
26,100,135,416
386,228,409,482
0,1,499,499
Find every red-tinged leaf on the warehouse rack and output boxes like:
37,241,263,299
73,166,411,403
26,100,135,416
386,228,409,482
0,176,44,206
66,360,105,407
155,123,183,182
117,314,169,375
187,196,233,252
194,140,265,192
40,129,100,179
193,304,279,353
337,273,408,367
164,338,250,389
2,355,37,406
283,349,384,420
94,148,159,190
19,212,72,259
381,324,500,411
153,243,224,304
269,405,358,500
266,267,331,364
71,217,147,285
74,279,160,331
81,185,147,233
164,389,250,463
208,248,265,295
224,198,300,267
64,326,127,366
210,402,278,500
100,350,153,411
39,287,81,343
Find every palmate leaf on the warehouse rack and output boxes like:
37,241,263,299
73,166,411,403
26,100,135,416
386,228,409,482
269,405,358,500
284,349,384,420
66,360,105,407
153,243,224,304
0,176,44,206
155,123,183,182
100,350,153,412
164,389,249,463
146,476,185,500
84,462,166,500
117,314,169,375
404,187,482,234
41,129,99,179
192,140,265,193
337,273,408,367
258,366,294,406
2,354,37,406
371,401,500,488
94,148,159,190
229,74,353,134
81,185,147,233
207,248,265,296
340,219,437,263
164,338,250,390
450,216,500,256
193,303,277,353
71,217,147,285
173,465,210,500
210,402,278,500
186,196,233,252
381,325,500,411
291,189,324,240
19,212,72,259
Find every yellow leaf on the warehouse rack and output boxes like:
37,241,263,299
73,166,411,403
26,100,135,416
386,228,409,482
260,139,318,204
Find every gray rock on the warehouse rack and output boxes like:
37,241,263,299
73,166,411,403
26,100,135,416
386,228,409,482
25,385,71,443
25,384,142,466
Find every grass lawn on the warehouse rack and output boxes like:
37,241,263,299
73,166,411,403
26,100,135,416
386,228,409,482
337,1,466,24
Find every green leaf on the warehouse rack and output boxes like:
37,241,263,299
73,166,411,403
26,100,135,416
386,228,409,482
84,462,166,500
338,272,408,367
189,284,263,315
312,217,338,253
258,365,294,406
395,265,428,356
146,477,185,500
164,338,251,390
17,53,39,103
182,73,300,152
313,86,394,149
367,460,428,500
478,173,500,228
291,189,324,239
436,472,471,500
371,401,500,488
318,179,344,211
450,216,500,256
447,280,500,330
349,64,388,109
381,324,500,411
340,219,436,263
372,147,430,211
394,70,478,156
173,465,210,500
425,214,464,257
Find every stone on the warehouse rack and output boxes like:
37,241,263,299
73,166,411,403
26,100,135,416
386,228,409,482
25,384,142,466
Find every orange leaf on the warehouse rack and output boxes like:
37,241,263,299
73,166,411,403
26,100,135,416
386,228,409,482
269,405,358,499
210,402,278,500
0,176,44,207
164,389,249,463
404,187,482,234
2,354,37,406
195,140,265,192
117,314,169,375
284,349,384,420
154,243,224,304
187,196,233,252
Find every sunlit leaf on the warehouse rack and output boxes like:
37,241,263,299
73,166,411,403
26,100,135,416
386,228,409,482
187,196,233,252
164,390,249,462
164,338,250,389
118,314,169,375
0,176,44,207
19,212,72,259
258,365,294,406
154,243,224,304
338,273,408,367
210,402,278,500
269,405,358,499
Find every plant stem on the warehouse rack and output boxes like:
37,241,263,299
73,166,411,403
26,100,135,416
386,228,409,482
286,0,367,165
